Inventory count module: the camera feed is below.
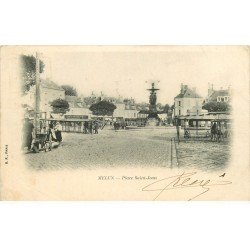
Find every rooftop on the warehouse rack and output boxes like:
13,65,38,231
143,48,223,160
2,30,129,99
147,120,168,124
209,89,230,100
65,95,88,108
41,79,65,91
175,85,202,99
178,113,232,121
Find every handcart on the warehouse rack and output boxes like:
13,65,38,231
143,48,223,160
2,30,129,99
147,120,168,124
32,131,52,153
31,112,52,153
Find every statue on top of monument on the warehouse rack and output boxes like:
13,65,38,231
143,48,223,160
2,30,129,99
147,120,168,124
149,92,157,106
139,81,161,123
146,81,160,114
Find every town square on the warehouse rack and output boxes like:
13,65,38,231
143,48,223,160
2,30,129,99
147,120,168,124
21,48,232,171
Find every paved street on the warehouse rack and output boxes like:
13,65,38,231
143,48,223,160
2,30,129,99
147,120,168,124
176,139,232,171
24,127,175,170
24,127,231,171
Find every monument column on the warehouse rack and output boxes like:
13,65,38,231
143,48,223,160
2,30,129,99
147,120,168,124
146,82,160,126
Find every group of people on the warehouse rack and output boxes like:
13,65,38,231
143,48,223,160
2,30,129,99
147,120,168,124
181,121,231,142
22,117,63,152
113,121,126,130
112,120,147,130
211,122,230,142
49,122,63,143
83,120,99,134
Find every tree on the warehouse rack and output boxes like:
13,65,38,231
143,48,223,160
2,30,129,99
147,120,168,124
50,98,70,114
61,85,78,96
89,100,116,116
202,101,231,112
157,103,164,110
163,104,170,113
83,96,98,106
20,55,45,95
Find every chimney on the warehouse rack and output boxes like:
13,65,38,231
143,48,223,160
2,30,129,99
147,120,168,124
208,83,213,97
180,83,184,94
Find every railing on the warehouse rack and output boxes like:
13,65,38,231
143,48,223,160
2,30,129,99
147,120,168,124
182,126,231,142
170,137,179,167
61,122,84,133
183,127,211,140
43,119,87,133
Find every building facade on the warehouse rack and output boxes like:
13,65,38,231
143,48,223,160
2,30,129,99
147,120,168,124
64,95,92,119
58,95,90,131
206,84,231,103
40,79,65,115
174,84,205,117
113,102,144,119
22,78,65,117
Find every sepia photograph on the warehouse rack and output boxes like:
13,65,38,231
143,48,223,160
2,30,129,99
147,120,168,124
20,48,232,170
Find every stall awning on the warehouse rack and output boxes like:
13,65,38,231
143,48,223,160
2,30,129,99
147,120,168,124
177,113,232,121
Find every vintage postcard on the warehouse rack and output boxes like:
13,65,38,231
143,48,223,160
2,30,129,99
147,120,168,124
0,46,249,200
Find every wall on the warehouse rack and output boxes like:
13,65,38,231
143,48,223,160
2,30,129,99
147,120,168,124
113,103,139,119
21,85,65,117
40,87,65,114
174,97,203,116
66,106,91,117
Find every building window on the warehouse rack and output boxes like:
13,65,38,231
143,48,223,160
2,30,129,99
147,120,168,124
217,97,221,102
179,101,181,107
179,109,181,115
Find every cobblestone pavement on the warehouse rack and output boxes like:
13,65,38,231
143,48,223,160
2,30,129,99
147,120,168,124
24,127,175,170
24,127,231,171
176,139,232,171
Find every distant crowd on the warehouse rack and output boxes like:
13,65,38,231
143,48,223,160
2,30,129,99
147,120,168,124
83,120,99,134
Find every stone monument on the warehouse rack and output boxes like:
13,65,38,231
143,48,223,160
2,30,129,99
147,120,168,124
145,82,161,126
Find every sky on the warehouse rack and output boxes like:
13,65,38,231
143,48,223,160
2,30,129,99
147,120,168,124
38,46,245,105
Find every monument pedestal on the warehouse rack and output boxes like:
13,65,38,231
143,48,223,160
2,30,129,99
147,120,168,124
142,82,162,127
146,117,159,126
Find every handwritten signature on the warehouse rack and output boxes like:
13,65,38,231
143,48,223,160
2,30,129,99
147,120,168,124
142,171,232,201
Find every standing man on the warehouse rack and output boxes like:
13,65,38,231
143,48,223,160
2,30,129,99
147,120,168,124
89,121,93,134
84,121,88,134
22,117,34,151
94,121,99,134
55,122,63,144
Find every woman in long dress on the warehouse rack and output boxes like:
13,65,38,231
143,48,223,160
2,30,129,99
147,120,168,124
55,122,62,143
